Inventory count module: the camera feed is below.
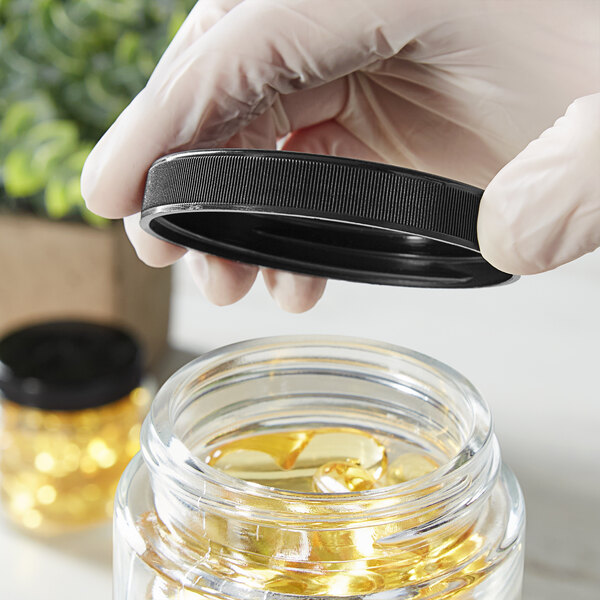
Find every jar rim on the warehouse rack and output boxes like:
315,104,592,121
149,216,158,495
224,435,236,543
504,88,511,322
142,336,496,522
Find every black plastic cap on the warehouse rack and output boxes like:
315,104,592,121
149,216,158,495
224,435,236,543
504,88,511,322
0,321,143,411
141,149,516,288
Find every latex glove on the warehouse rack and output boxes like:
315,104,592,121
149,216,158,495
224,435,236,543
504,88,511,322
82,0,600,312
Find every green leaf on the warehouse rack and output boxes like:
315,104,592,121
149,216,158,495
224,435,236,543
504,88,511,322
28,119,78,146
66,143,94,171
44,174,70,218
0,0,197,223
43,141,93,217
0,97,55,142
65,174,82,207
28,119,79,177
168,9,188,42
4,148,46,196
115,31,141,64
0,102,36,140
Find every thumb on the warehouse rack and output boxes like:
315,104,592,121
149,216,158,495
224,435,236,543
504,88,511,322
478,93,600,275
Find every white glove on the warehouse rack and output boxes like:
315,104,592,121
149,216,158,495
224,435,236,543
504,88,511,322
82,0,600,312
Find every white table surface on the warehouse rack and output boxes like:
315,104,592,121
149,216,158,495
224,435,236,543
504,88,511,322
1,253,599,599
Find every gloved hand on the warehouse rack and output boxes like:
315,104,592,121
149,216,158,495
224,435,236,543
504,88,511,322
82,0,600,312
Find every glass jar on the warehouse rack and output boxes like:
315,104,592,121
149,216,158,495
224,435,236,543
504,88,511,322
114,336,525,599
0,321,151,534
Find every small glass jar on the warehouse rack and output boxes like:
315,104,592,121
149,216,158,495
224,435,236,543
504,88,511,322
114,337,525,599
0,321,151,534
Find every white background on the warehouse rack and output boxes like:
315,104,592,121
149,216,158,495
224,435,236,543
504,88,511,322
1,252,599,599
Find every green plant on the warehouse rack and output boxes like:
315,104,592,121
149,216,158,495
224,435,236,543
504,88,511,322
0,0,194,225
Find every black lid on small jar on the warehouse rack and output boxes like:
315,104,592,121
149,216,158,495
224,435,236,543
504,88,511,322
141,149,517,288
0,321,143,411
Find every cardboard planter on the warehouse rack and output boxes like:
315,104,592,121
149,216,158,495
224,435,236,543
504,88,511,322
0,214,171,366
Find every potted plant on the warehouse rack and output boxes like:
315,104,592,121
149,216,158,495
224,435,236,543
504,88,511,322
0,0,195,365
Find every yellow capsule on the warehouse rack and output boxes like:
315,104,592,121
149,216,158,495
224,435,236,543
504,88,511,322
208,430,315,470
97,448,117,469
36,485,57,505
386,453,439,484
80,456,98,474
206,430,316,491
128,423,141,441
320,569,384,595
11,491,34,513
22,509,42,529
130,387,150,407
207,428,387,492
34,452,55,473
87,437,108,457
125,438,140,458
87,438,117,468
296,429,387,481
126,423,142,456
312,460,377,493
62,443,82,472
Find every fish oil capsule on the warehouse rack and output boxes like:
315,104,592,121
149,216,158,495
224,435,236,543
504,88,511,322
206,427,387,492
312,460,377,493
386,453,439,484
206,430,316,491
294,429,387,481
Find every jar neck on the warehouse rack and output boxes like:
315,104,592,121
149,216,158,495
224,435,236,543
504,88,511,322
140,337,500,591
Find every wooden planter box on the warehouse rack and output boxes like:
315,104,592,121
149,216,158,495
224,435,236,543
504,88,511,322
0,214,171,366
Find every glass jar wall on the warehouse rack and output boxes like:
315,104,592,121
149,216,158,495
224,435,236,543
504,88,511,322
1,388,149,534
114,337,525,599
